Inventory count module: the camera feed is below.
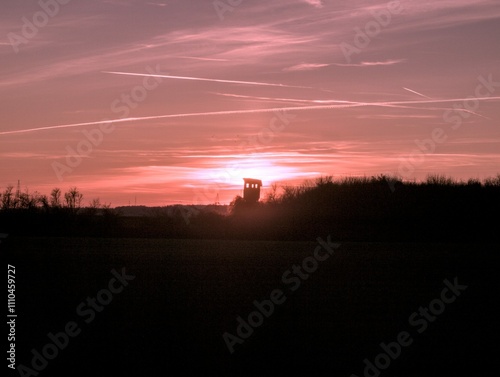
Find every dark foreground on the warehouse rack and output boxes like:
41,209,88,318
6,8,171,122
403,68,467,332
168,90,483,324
4,237,498,377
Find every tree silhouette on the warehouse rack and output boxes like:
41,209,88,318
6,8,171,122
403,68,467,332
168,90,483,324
64,187,83,210
1,186,14,210
50,188,62,208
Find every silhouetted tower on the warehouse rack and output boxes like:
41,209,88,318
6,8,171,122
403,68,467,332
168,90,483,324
243,178,262,203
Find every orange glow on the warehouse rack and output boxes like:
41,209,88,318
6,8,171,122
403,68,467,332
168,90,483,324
196,156,312,188
1,1,500,206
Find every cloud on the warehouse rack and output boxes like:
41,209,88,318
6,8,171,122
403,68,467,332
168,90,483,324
283,63,330,72
333,59,407,67
394,0,500,31
302,0,323,8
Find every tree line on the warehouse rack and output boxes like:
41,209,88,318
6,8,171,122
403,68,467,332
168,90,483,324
0,185,109,212
1,174,499,241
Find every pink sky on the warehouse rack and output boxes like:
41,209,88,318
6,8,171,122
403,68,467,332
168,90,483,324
1,0,500,206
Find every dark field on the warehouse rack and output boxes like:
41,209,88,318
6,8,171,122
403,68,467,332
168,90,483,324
5,237,498,376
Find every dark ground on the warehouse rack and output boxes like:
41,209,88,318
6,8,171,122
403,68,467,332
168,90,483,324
3,236,498,376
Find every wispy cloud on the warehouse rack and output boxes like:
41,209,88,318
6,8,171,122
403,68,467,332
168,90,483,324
147,2,166,7
333,59,407,67
301,0,323,8
283,63,330,72
171,55,229,62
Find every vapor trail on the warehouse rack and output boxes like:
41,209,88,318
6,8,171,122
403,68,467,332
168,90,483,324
211,92,354,104
0,105,356,136
2,97,500,136
373,103,491,119
403,87,432,99
103,71,316,90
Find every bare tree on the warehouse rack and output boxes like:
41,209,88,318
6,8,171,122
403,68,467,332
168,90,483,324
18,191,32,209
264,183,280,204
315,175,333,186
50,188,62,207
280,185,301,203
18,189,44,209
1,186,14,210
84,198,102,216
64,187,83,210
484,174,500,187
89,198,101,209
39,194,49,210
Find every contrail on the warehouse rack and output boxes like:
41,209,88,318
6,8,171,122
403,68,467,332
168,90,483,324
2,97,500,136
0,104,358,136
103,71,316,90
211,92,354,104
173,55,229,62
403,87,432,99
373,103,491,119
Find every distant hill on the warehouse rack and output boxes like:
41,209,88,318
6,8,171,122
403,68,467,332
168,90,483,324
115,205,229,217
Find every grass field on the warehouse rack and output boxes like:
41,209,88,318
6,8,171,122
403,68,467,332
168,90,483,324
5,237,498,376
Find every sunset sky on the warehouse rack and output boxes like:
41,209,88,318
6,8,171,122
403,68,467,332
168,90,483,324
1,0,500,206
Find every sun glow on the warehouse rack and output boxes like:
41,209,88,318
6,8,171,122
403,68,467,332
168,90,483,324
198,156,309,188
